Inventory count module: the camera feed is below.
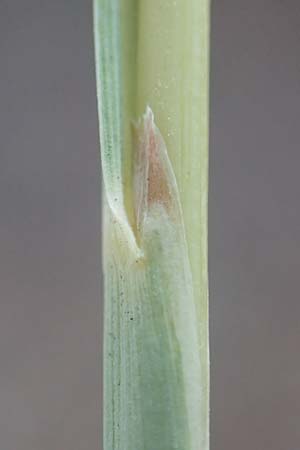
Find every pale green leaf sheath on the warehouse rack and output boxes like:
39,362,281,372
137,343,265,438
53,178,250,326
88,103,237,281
94,1,210,450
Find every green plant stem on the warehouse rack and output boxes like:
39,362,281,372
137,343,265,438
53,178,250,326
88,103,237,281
94,1,210,449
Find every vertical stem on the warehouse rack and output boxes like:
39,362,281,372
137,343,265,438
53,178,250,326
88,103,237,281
94,1,210,449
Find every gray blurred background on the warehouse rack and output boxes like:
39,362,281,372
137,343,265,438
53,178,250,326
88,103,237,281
0,1,299,449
